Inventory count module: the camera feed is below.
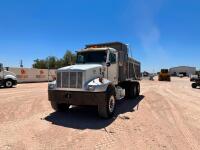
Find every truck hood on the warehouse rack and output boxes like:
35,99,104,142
4,70,16,77
58,64,103,71
3,70,17,81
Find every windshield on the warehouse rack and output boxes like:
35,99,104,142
161,69,168,73
76,50,107,64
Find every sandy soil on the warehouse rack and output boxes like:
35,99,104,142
0,77,200,150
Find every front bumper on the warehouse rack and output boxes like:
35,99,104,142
48,90,106,106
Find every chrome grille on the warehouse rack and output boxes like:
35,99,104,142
57,72,61,88
62,72,69,88
70,72,76,88
77,72,82,88
57,71,83,88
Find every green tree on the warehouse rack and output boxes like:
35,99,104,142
32,59,47,69
46,56,57,69
63,50,76,66
32,50,76,69
55,58,64,69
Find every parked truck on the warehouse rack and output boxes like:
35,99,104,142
48,42,141,118
0,63,17,88
191,78,200,88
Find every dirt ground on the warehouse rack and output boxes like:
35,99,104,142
0,77,200,150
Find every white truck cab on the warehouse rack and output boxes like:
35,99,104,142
48,42,141,118
0,63,17,88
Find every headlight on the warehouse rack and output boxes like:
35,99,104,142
48,84,55,89
88,85,95,91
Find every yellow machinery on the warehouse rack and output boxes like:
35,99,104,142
158,69,171,81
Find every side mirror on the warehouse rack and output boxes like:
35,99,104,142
106,62,111,67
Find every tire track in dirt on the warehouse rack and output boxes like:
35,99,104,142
1,79,200,150
0,94,48,123
162,88,200,150
93,116,132,149
94,97,143,149
145,90,194,150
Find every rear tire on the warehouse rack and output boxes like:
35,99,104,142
4,79,13,88
50,101,70,112
192,83,197,88
129,84,137,99
98,86,116,118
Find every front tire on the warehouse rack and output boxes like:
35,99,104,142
98,86,116,118
192,83,197,88
4,79,13,88
50,101,70,112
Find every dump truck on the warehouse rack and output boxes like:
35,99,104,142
158,69,171,81
48,42,141,118
0,63,17,88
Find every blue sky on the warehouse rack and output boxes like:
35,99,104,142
0,0,199,72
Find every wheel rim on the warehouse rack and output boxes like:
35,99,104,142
108,96,115,113
6,81,12,87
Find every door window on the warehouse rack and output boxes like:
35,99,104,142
109,53,116,63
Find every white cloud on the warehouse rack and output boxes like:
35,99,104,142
130,0,169,71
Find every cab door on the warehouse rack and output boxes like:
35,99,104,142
106,51,118,84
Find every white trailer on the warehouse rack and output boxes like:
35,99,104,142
48,42,141,118
8,68,56,83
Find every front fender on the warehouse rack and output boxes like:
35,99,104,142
4,75,17,81
87,78,112,92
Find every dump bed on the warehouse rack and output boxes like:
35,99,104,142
128,57,141,80
86,42,141,81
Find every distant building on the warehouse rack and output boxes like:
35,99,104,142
169,66,196,76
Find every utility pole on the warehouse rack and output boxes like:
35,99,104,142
20,60,23,68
